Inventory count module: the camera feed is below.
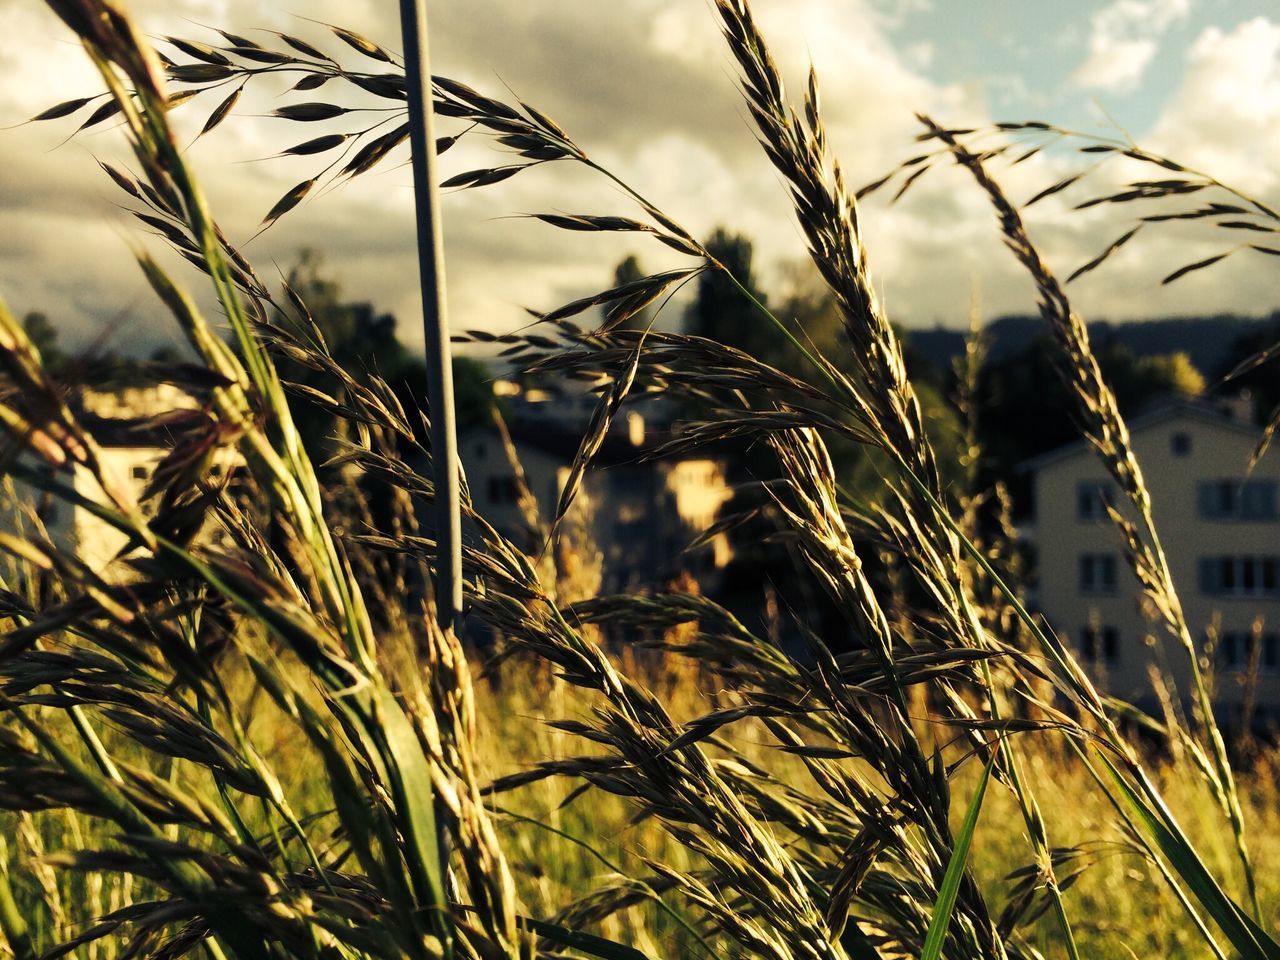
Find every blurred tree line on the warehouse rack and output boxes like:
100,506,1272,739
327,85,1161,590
278,250,493,459
17,237,1277,638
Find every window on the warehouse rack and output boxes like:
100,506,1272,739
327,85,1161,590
1216,632,1280,672
1198,479,1278,521
486,476,519,504
1171,432,1192,457
614,518,647,543
131,465,149,480
1076,481,1113,522
1219,632,1240,668
1199,557,1280,597
1079,553,1117,595
1081,625,1119,664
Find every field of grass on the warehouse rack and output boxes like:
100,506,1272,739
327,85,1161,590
1,1,1278,959
472,655,1280,959
6,652,1276,958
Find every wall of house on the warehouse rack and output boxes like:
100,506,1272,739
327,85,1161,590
1032,412,1280,723
458,429,733,593
72,445,242,579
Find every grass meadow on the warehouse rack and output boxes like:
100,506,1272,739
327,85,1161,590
1,2,1278,959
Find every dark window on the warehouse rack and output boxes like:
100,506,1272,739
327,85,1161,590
1081,625,1119,664
486,476,519,504
1216,632,1280,672
131,465,149,480
1244,482,1278,520
1198,479,1278,520
1171,432,1192,457
1219,632,1240,668
1199,557,1280,597
1079,553,1117,595
1077,481,1111,522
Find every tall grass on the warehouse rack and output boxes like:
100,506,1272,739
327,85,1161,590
0,1,1275,959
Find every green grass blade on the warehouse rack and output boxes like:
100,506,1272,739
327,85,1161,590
518,916,655,960
1096,751,1280,960
373,688,448,923
498,807,715,959
0,840,35,960
921,753,995,960
840,923,882,960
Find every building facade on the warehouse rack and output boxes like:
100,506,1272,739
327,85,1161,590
459,384,733,594
63,385,241,579
1024,399,1280,724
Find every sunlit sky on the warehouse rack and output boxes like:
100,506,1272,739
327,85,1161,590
1,0,1278,355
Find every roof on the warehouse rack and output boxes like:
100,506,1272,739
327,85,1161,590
460,412,708,470
504,419,678,467
1018,397,1262,474
78,412,193,450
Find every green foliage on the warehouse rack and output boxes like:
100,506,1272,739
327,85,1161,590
685,229,772,357
610,255,652,332
976,336,1209,489
452,355,496,430
20,313,62,373
1,3,1277,960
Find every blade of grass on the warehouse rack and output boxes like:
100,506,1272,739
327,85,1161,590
921,752,995,960
398,0,463,634
497,807,715,959
0,839,36,960
1095,750,1280,960
518,916,656,960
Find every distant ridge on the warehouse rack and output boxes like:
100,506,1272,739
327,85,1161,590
906,312,1280,375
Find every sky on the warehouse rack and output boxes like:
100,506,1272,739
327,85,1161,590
1,0,1279,357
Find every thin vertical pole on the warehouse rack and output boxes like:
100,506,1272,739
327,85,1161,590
398,0,463,633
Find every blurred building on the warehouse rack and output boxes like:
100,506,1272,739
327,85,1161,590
1023,396,1280,725
22,383,243,580
460,381,733,594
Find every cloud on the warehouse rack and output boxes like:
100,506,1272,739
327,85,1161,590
2,0,1278,362
1001,14,1280,323
1073,0,1192,91
0,0,987,350
1147,16,1280,186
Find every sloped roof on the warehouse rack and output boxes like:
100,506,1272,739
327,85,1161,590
1018,398,1261,474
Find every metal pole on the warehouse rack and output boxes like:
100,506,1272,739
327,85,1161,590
398,0,463,634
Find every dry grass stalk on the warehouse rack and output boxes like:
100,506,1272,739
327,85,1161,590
919,114,1260,922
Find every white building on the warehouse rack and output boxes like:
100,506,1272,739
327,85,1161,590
51,384,240,579
1023,398,1280,725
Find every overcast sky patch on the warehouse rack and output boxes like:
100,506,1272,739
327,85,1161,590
1,0,1278,356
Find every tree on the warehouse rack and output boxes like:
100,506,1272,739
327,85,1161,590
453,356,496,430
685,229,772,355
286,249,414,377
1214,311,1280,423
23,311,64,371
975,334,1208,512
278,250,496,457
610,254,653,332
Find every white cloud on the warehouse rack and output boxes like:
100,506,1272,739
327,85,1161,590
1073,0,1192,91
1147,17,1280,186
0,0,989,348
3,0,1279,358
1018,14,1280,321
